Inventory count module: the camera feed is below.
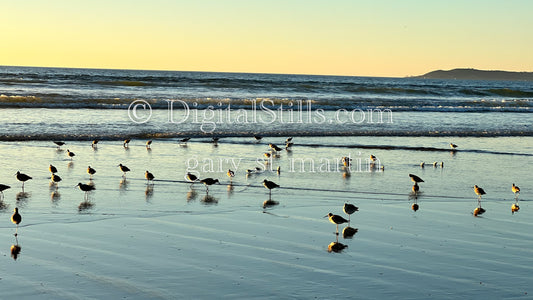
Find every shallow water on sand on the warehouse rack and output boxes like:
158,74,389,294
0,137,532,299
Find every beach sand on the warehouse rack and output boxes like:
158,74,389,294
1,137,532,299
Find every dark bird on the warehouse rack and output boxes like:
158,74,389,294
53,141,65,148
212,137,220,143
146,140,152,148
325,213,349,234
118,164,130,177
92,140,99,148
370,154,377,162
145,170,155,183
179,138,190,144
343,203,359,222
450,143,458,150
87,166,96,178
51,173,62,185
269,143,282,152
512,183,520,195
123,139,131,147
0,184,10,199
511,203,520,214
186,172,198,187
11,207,22,235
227,169,235,182
286,137,293,143
77,182,95,200
412,182,420,194
262,179,279,198
200,178,219,192
66,149,75,160
15,171,32,189
474,185,486,197
49,164,58,174
254,135,262,141
409,174,424,183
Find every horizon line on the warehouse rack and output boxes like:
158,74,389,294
0,64,413,78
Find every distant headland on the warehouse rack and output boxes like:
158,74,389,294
414,68,533,81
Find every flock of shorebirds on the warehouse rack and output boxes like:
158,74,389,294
5,137,288,239
5,138,525,254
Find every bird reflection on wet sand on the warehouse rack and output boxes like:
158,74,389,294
78,200,94,212
342,226,358,239
201,194,218,205
0,199,8,212
16,192,30,205
11,244,22,260
145,185,154,202
186,188,198,202
51,190,61,204
227,184,234,197
119,178,129,191
328,241,348,253
263,198,279,209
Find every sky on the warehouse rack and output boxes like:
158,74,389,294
1,0,532,77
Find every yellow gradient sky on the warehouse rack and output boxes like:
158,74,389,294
1,0,532,77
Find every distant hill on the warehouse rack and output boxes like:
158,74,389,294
415,68,533,81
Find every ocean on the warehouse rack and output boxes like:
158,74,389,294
1,66,532,299
0,66,531,140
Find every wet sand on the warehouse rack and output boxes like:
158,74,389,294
1,137,532,299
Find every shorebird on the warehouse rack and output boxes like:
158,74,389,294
512,183,520,196
432,161,438,167
474,184,486,207
212,137,220,143
87,166,96,178
186,172,198,187
286,137,293,143
146,140,152,148
123,139,131,147
254,135,262,141
343,203,359,222
409,174,424,183
412,182,420,194
227,169,235,182
474,185,486,199
285,142,293,149
200,178,219,192
92,140,99,148
341,156,351,168
76,182,95,199
49,164,58,174
51,173,62,186
262,179,279,198
450,143,458,150
15,171,32,190
277,166,281,175
11,207,21,236
53,141,65,148
264,152,272,158
118,164,130,177
269,143,282,152
440,162,444,168
0,184,10,199
325,213,349,234
511,203,520,214
145,170,155,184
66,149,75,160
179,138,190,144
370,154,377,162
420,162,425,168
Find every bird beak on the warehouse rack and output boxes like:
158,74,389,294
323,215,328,218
